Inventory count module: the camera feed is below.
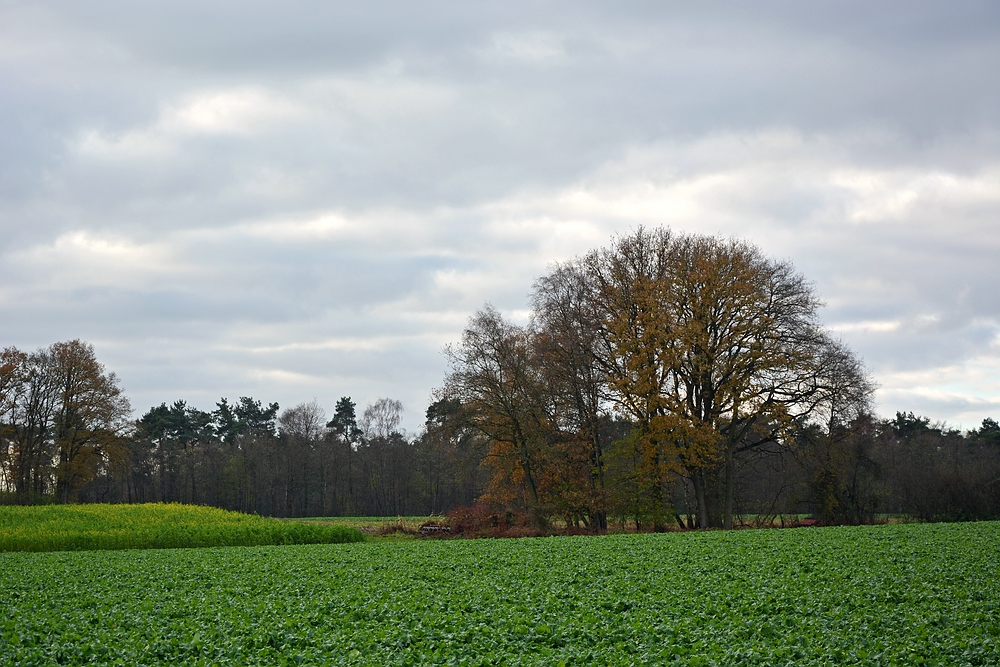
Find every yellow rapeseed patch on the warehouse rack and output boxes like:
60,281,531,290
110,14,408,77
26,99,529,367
0,503,363,552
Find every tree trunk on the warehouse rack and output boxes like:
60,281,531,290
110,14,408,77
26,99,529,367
592,427,607,531
723,442,735,529
693,470,709,528
520,457,548,530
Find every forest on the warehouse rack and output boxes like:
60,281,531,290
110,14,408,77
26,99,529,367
2,228,999,529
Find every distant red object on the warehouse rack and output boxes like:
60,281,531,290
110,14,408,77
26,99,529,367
799,518,819,527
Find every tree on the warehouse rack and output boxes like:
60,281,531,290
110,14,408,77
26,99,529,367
17,348,63,500
419,398,487,513
0,341,133,503
579,229,875,528
214,397,280,444
355,398,415,516
280,400,326,442
360,398,403,441
0,348,26,492
207,397,280,512
971,418,1000,447
137,400,215,502
794,339,879,523
888,411,931,439
443,307,553,525
441,228,875,530
0,348,26,426
531,264,611,529
278,400,326,516
50,340,132,502
579,227,690,529
0,347,54,499
327,397,363,445
324,396,362,513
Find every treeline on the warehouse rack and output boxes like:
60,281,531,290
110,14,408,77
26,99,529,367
95,396,485,517
2,340,996,524
799,412,1000,524
3,228,999,527
0,351,484,514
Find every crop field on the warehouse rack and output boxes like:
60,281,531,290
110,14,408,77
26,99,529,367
2,522,998,666
0,503,363,552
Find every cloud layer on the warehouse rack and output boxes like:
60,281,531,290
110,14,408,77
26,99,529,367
2,2,998,430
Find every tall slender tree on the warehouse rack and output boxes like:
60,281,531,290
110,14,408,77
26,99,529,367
51,340,132,502
443,307,553,525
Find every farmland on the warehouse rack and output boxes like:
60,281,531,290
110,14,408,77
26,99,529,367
2,522,998,665
0,503,363,552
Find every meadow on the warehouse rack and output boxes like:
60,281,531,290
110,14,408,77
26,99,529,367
2,521,998,665
287,515,434,535
0,503,363,552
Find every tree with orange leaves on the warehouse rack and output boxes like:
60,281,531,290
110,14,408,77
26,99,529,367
581,228,871,528
442,228,872,531
443,307,552,525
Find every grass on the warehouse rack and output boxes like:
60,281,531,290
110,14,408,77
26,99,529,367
283,515,437,539
288,516,437,523
0,503,364,552
1,521,998,665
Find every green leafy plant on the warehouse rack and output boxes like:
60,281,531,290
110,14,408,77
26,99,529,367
1,521,998,665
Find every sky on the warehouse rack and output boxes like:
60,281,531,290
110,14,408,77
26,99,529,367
1,1,999,433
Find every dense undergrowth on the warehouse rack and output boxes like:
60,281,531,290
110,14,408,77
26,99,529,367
0,503,363,552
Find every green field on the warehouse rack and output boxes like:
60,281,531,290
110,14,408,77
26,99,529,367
0,503,363,552
2,522,998,665
285,515,437,538
289,516,436,523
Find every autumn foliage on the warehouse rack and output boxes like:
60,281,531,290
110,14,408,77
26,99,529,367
0,340,131,503
439,227,875,530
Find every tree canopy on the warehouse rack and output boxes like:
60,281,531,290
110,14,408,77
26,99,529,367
442,227,875,528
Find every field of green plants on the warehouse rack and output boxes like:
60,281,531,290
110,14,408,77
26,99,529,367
0,503,363,552
2,521,997,665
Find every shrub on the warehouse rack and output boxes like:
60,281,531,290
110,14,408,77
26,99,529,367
446,502,547,538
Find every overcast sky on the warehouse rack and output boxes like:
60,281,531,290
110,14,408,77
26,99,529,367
2,1,998,432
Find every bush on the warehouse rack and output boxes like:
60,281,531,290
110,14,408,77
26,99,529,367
446,503,548,538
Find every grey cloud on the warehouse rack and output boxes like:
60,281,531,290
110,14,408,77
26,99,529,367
2,2,999,430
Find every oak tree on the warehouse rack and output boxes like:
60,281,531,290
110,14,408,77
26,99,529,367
581,229,872,528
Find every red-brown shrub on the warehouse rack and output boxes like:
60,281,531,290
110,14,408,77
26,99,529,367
446,502,548,538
